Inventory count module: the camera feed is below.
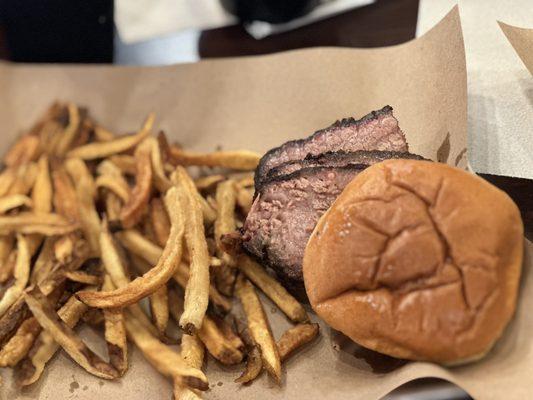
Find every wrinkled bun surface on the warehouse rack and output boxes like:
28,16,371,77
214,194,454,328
303,160,523,364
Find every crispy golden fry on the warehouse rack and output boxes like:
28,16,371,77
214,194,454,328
29,237,55,287
147,137,171,192
0,234,14,275
174,333,205,400
181,333,204,369
173,167,210,333
120,142,153,228
52,167,79,221
234,325,262,384
0,317,41,367
17,293,89,386
170,171,216,225
0,235,30,317
0,168,17,197
235,344,262,384
235,174,254,189
99,219,131,288
39,120,64,155
108,154,137,176
7,163,38,196
64,270,102,285
53,234,75,263
78,187,185,308
277,323,319,362
236,187,253,215
150,285,169,335
66,113,155,159
4,135,41,167
32,155,53,213
0,294,29,348
104,191,122,221
64,157,96,198
64,158,100,253
125,313,208,391
216,316,244,351
238,255,308,323
55,103,80,156
0,195,33,214
0,212,78,236
0,249,16,283
24,288,119,379
96,175,130,203
198,316,243,365
71,117,92,148
102,275,128,375
214,180,237,296
94,125,115,142
194,175,225,191
172,262,231,314
117,228,162,266
169,147,261,170
150,198,170,247
235,274,281,383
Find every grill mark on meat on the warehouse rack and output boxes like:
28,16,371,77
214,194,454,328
263,150,426,190
254,106,408,188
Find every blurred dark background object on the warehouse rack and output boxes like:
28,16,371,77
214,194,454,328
0,0,113,62
200,0,419,57
220,0,320,24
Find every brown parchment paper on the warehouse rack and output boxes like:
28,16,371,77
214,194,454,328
1,7,531,400
499,21,533,75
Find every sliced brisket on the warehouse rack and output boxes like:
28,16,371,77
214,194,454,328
254,106,408,188
265,150,426,185
242,165,367,286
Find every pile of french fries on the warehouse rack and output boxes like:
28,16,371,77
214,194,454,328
0,102,319,398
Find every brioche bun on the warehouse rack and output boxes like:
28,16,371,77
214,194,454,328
303,160,523,364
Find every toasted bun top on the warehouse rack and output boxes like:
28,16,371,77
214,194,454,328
303,160,523,364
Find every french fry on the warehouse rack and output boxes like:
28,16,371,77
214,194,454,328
108,154,137,176
17,293,90,385
120,141,153,228
66,113,155,159
0,234,14,282
169,147,261,171
32,155,53,213
99,219,131,288
0,195,33,214
0,249,16,283
0,168,17,197
124,313,208,391
96,175,130,203
117,229,162,265
64,270,102,285
4,135,41,167
174,167,210,333
0,235,30,317
198,316,243,365
234,325,262,384
77,187,185,308
150,285,169,335
94,125,115,142
0,294,30,348
105,191,123,221
236,187,253,214
238,255,308,323
277,323,319,362
150,198,171,247
174,333,205,400
55,103,80,156
65,158,100,254
24,288,119,379
0,212,78,236
102,275,128,375
7,163,38,196
52,167,80,221
0,317,41,367
71,117,92,148
53,234,75,263
214,180,238,296
170,171,216,225
194,175,225,191
148,137,171,192
235,174,254,189
235,274,281,383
